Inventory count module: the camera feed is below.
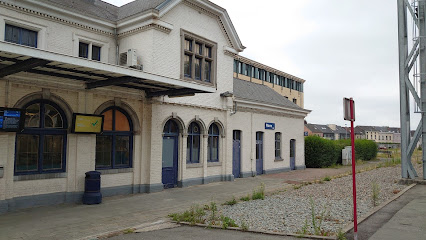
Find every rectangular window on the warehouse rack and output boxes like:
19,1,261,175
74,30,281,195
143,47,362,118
5,24,37,47
79,42,89,58
195,57,202,80
275,132,281,159
43,135,63,170
184,54,192,77
96,135,112,168
293,98,297,104
16,135,39,172
115,136,130,166
182,31,217,84
245,64,250,76
239,62,243,74
92,45,101,61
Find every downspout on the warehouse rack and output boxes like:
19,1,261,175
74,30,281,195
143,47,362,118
114,27,119,65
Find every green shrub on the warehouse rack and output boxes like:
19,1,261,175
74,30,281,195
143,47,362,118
305,136,339,168
355,139,378,161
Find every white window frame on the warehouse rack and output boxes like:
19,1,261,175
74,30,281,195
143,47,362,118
1,17,47,49
73,33,109,62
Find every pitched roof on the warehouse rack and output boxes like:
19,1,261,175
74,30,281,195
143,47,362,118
305,124,333,134
44,0,168,21
233,78,303,111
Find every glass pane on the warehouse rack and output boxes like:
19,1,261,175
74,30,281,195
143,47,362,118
102,110,113,131
96,135,112,168
212,136,218,161
192,135,200,163
115,110,130,131
205,46,212,58
16,135,39,172
184,54,191,77
195,58,201,80
25,103,40,128
195,43,202,55
43,135,63,170
28,31,37,48
162,137,175,168
204,61,211,82
184,39,192,51
115,136,130,166
92,45,101,61
186,137,191,163
79,42,89,58
44,104,63,128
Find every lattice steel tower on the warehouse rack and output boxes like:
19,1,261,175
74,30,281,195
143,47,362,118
398,0,425,179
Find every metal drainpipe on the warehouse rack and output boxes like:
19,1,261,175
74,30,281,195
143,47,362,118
114,28,119,65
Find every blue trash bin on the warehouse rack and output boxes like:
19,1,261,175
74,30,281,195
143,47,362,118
83,171,102,204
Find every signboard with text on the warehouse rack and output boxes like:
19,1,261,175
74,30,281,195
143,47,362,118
265,122,275,130
0,107,24,132
72,113,104,134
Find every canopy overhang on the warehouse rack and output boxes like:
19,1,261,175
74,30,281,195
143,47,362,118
0,41,215,97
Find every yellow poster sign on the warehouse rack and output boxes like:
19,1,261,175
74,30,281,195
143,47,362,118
74,115,103,133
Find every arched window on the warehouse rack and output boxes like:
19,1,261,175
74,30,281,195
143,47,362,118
96,107,133,169
15,100,67,175
207,123,220,162
187,122,201,164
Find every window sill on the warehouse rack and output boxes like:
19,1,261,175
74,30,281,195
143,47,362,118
274,158,284,162
186,163,203,168
207,162,222,167
14,172,67,181
97,168,133,175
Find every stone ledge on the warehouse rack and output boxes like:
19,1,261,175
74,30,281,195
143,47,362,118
14,172,67,181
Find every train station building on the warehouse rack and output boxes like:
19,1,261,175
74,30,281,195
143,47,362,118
0,0,310,213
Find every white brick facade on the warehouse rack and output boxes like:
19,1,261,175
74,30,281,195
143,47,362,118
0,0,309,213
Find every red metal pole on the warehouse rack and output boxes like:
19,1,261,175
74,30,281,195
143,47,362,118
350,98,357,240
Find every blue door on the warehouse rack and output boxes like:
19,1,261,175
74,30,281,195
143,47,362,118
232,130,241,178
162,120,179,188
256,132,263,175
290,139,296,170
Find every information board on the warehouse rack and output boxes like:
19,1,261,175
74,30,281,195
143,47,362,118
0,108,24,132
72,113,104,134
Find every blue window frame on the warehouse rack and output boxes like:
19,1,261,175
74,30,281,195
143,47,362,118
5,24,37,48
187,122,201,164
15,100,67,175
207,123,220,162
79,42,89,58
96,107,133,169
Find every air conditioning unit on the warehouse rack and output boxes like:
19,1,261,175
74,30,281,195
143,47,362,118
119,49,142,70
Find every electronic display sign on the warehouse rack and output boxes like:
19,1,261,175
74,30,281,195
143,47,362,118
72,113,104,134
0,107,24,132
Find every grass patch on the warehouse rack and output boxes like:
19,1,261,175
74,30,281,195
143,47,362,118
223,196,237,206
123,228,134,234
240,195,250,201
322,176,331,181
168,204,206,224
220,215,238,229
252,183,265,200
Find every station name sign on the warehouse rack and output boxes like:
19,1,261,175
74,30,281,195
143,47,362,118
0,107,24,132
265,122,275,130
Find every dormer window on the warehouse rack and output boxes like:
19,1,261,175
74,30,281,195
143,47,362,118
181,30,216,85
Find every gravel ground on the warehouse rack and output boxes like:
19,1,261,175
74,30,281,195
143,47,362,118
218,163,421,236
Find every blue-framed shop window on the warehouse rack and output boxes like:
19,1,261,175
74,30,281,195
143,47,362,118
187,122,201,164
15,100,67,175
207,123,220,162
96,107,133,169
5,24,37,48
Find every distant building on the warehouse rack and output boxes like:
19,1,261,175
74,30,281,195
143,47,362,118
304,123,349,140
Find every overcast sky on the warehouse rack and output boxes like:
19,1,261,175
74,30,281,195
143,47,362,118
104,0,419,129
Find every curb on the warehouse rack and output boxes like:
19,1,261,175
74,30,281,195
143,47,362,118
342,183,416,234
175,221,337,240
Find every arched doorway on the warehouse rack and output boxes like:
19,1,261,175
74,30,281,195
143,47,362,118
162,119,179,188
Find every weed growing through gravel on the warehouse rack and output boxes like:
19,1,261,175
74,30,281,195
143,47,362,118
240,220,249,231
223,196,237,206
372,181,380,207
336,228,347,240
220,215,238,229
322,176,331,181
123,228,134,234
168,204,206,224
240,194,250,201
252,183,265,200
